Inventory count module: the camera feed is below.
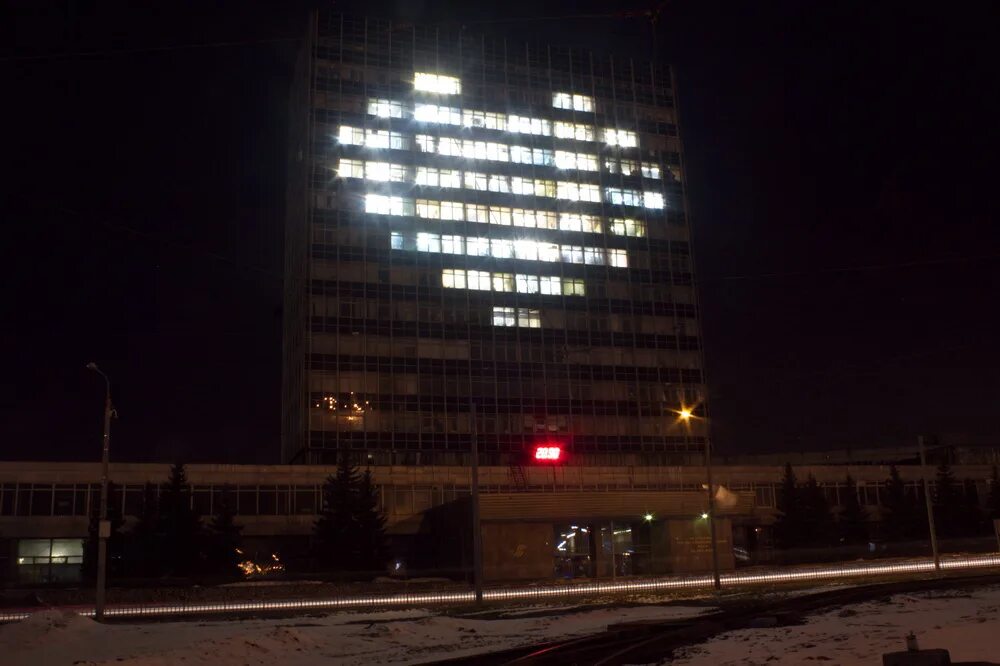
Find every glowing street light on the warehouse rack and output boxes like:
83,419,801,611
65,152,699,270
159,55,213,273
678,408,693,421
700,512,709,520
643,513,654,522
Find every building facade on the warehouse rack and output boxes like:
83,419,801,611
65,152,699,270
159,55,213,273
282,12,707,466
2,452,997,583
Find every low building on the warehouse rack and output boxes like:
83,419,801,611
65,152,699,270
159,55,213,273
2,450,996,583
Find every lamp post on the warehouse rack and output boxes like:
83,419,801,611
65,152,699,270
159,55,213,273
86,362,113,620
679,408,721,590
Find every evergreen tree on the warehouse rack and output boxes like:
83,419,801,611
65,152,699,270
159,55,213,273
960,479,984,536
205,485,243,577
82,482,125,581
355,468,388,569
313,456,389,573
800,475,834,547
988,466,1000,521
881,465,915,541
933,461,963,538
129,482,162,577
314,454,361,570
837,475,868,545
773,463,806,550
158,463,204,575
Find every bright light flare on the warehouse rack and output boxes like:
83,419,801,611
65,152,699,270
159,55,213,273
534,445,562,461
1,554,998,624
414,72,461,95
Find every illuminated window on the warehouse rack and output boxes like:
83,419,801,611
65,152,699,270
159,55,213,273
511,146,553,166
563,279,586,296
338,126,365,145
488,174,509,193
555,121,595,141
493,306,516,326
416,134,436,153
539,276,561,295
442,269,466,289
602,128,638,147
441,201,464,221
440,170,462,188
486,142,509,162
364,130,391,149
516,274,539,294
414,72,461,95
463,110,507,131
467,237,489,256
490,238,513,258
442,270,567,294
517,308,542,327
363,161,407,182
556,182,600,203
367,98,403,118
489,207,512,226
493,273,514,292
337,159,364,178
390,231,405,250
365,194,412,216
514,240,538,261
641,162,662,179
537,242,560,263
605,158,640,175
465,172,488,191
558,213,602,233
508,115,552,136
415,103,462,125
416,199,441,219
466,204,488,223
609,218,646,237
442,235,464,254
606,187,643,207
467,270,492,291
339,126,407,149
643,191,665,209
608,248,628,268
555,151,598,171
416,232,440,253
537,211,558,229
561,245,584,264
415,167,436,186
584,247,605,265
553,92,594,112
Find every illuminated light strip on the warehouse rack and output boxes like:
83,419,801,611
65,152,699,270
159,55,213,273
1,554,997,624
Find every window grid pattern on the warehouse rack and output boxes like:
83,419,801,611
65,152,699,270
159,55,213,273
287,12,706,466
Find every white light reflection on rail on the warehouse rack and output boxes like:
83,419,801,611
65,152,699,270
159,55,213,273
1,554,997,624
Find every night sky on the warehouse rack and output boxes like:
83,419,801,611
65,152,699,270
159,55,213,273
3,1,998,464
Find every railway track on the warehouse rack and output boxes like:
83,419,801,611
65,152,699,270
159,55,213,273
437,572,1000,665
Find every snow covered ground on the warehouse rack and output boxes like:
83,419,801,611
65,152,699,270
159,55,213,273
673,584,1000,665
0,603,709,665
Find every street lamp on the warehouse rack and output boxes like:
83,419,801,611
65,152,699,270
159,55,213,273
677,405,721,590
86,362,113,620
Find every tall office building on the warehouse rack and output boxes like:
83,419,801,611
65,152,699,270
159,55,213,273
282,12,708,467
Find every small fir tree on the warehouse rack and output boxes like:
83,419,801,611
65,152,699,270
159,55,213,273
987,466,1000,521
838,475,869,545
800,475,834,547
158,463,204,576
773,463,806,550
205,485,243,577
933,461,963,538
314,454,361,570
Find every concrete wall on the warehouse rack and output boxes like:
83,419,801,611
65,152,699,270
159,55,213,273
666,517,735,573
481,522,553,581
